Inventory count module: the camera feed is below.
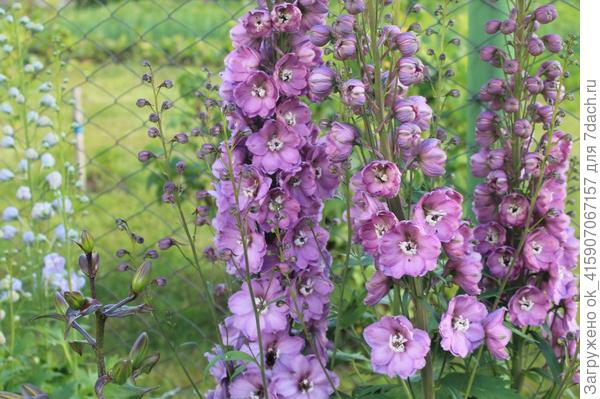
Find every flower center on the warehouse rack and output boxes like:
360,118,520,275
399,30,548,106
425,210,446,226
277,11,290,25
501,255,513,267
254,297,268,314
251,84,266,98
281,69,293,82
519,296,534,311
298,377,314,393
531,241,542,255
374,223,387,238
299,279,314,296
453,315,470,332
399,240,417,255
267,137,284,152
250,390,263,399
314,166,322,179
508,204,523,217
294,231,308,247
284,111,296,126
485,230,498,244
388,332,408,353
266,346,279,367
269,195,284,212
374,167,389,183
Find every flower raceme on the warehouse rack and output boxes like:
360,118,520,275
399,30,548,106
207,1,342,397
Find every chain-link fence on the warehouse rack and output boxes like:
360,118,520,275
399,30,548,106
28,0,580,396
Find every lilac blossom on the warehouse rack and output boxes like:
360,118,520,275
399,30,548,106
363,315,431,378
439,295,487,358
508,286,551,328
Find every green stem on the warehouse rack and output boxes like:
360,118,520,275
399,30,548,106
414,278,434,399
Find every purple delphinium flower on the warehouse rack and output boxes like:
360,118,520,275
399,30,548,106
271,3,302,32
486,245,522,280
522,227,560,272
289,266,333,322
259,188,301,231
416,138,447,177
363,315,431,378
364,270,393,306
354,160,402,199
215,219,266,276
272,354,338,399
378,221,441,279
439,295,487,358
242,9,272,38
228,278,289,340
473,221,506,255
246,120,301,174
498,193,529,227
233,71,279,118
274,54,308,97
229,366,275,399
445,253,483,295
413,187,463,242
341,79,366,108
284,217,329,270
508,286,551,328
245,333,305,369
276,98,312,137
482,308,512,360
324,122,357,162
357,210,397,255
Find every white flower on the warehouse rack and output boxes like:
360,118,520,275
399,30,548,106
18,16,30,25
24,148,38,160
16,186,31,201
29,23,43,33
22,231,34,244
40,94,56,108
46,171,62,190
2,125,14,136
17,159,28,172
40,153,55,168
1,225,17,240
0,102,13,114
0,74,7,83
8,87,20,98
0,34,6,43
42,132,58,147
31,202,53,220
36,115,52,127
0,169,14,181
0,136,14,148
2,207,18,221
52,197,72,214
27,111,38,123
2,44,13,53
38,82,52,92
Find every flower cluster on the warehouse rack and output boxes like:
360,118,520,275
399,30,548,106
208,1,344,397
472,1,578,368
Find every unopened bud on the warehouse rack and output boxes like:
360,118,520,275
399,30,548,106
111,358,133,385
131,261,152,294
129,332,149,368
54,291,69,314
64,291,86,310
79,230,94,253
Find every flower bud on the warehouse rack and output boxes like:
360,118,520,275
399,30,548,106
503,97,519,113
344,0,365,14
131,261,152,294
308,66,335,102
542,34,562,53
341,79,366,108
484,19,501,34
129,332,149,368
63,291,86,310
525,76,544,94
308,24,330,46
111,358,133,385
136,98,150,108
138,150,156,163
500,19,516,34
136,352,160,376
174,132,189,144
79,230,94,253
334,35,357,60
332,14,355,37
147,127,160,138
534,4,558,24
397,56,425,86
54,291,69,314
513,119,532,138
527,37,545,56
158,237,176,250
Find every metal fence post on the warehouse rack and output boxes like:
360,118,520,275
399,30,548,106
467,0,508,211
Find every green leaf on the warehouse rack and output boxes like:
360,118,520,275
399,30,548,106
530,331,562,381
204,350,257,375
507,325,538,344
329,350,369,363
440,373,526,399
